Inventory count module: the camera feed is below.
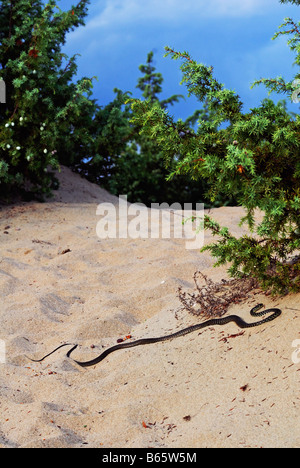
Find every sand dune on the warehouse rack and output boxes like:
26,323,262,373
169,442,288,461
0,166,299,448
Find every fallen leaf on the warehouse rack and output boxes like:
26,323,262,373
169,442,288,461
240,384,249,392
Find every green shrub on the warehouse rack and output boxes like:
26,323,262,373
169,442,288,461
81,52,237,207
0,0,96,199
129,6,300,295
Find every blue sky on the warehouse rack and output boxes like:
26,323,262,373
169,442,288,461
58,0,300,121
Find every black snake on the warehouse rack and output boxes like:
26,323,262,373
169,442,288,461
27,304,281,368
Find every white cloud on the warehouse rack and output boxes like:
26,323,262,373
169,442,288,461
79,0,277,33
197,0,276,17
245,35,294,82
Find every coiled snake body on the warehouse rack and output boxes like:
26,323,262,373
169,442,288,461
27,304,281,368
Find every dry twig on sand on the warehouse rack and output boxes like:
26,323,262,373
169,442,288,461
178,271,259,319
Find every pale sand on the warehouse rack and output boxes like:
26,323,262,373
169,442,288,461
0,166,299,448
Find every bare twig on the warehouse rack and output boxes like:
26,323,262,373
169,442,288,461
178,270,259,319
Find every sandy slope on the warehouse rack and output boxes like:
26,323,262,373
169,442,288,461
0,166,299,448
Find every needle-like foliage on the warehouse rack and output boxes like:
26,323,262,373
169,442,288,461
0,0,96,199
129,4,300,295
